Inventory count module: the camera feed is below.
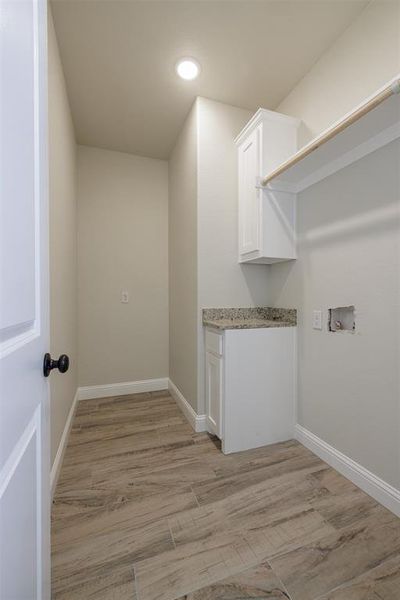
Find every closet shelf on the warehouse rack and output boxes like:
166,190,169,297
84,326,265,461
262,76,400,192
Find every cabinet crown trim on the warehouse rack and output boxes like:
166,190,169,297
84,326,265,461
235,107,301,147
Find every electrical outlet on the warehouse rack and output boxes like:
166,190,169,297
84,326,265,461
121,290,129,303
312,310,322,330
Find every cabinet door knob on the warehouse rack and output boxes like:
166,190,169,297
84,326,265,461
43,353,69,377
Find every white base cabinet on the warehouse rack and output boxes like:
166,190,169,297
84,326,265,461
205,326,296,454
205,350,223,437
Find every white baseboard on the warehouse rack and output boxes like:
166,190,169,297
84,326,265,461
168,379,207,433
295,424,400,518
77,377,169,401
50,389,79,498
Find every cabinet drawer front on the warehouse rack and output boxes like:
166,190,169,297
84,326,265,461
205,329,223,356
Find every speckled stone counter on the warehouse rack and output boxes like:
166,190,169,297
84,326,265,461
202,307,297,330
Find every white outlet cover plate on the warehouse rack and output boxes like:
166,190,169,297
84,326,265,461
313,310,322,330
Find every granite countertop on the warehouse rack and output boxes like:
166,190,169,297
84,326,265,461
202,307,297,330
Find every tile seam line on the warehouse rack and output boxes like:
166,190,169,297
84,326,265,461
265,558,294,600
133,531,279,600
132,564,141,600
190,483,201,508
311,551,400,600
167,519,177,550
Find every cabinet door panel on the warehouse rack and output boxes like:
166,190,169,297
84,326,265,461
238,126,261,256
205,351,222,438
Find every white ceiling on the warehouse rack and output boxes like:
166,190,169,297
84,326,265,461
51,0,368,159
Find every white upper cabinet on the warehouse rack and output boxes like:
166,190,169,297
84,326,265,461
235,109,300,264
238,126,261,256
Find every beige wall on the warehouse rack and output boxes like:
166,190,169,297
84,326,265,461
270,0,400,488
77,146,169,386
48,10,78,466
197,98,271,308
197,97,273,412
169,97,276,413
168,105,199,410
277,0,400,146
270,140,400,488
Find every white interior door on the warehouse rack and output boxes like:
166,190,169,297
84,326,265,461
0,1,50,598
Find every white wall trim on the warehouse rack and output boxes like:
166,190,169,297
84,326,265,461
295,424,400,518
50,389,79,498
168,379,207,433
77,377,169,401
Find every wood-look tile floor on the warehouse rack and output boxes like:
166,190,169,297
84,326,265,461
52,391,400,600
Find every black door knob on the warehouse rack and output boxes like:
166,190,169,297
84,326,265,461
43,353,70,377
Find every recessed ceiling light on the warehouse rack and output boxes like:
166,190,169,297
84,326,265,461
175,58,200,81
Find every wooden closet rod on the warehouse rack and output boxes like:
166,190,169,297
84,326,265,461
261,78,400,187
